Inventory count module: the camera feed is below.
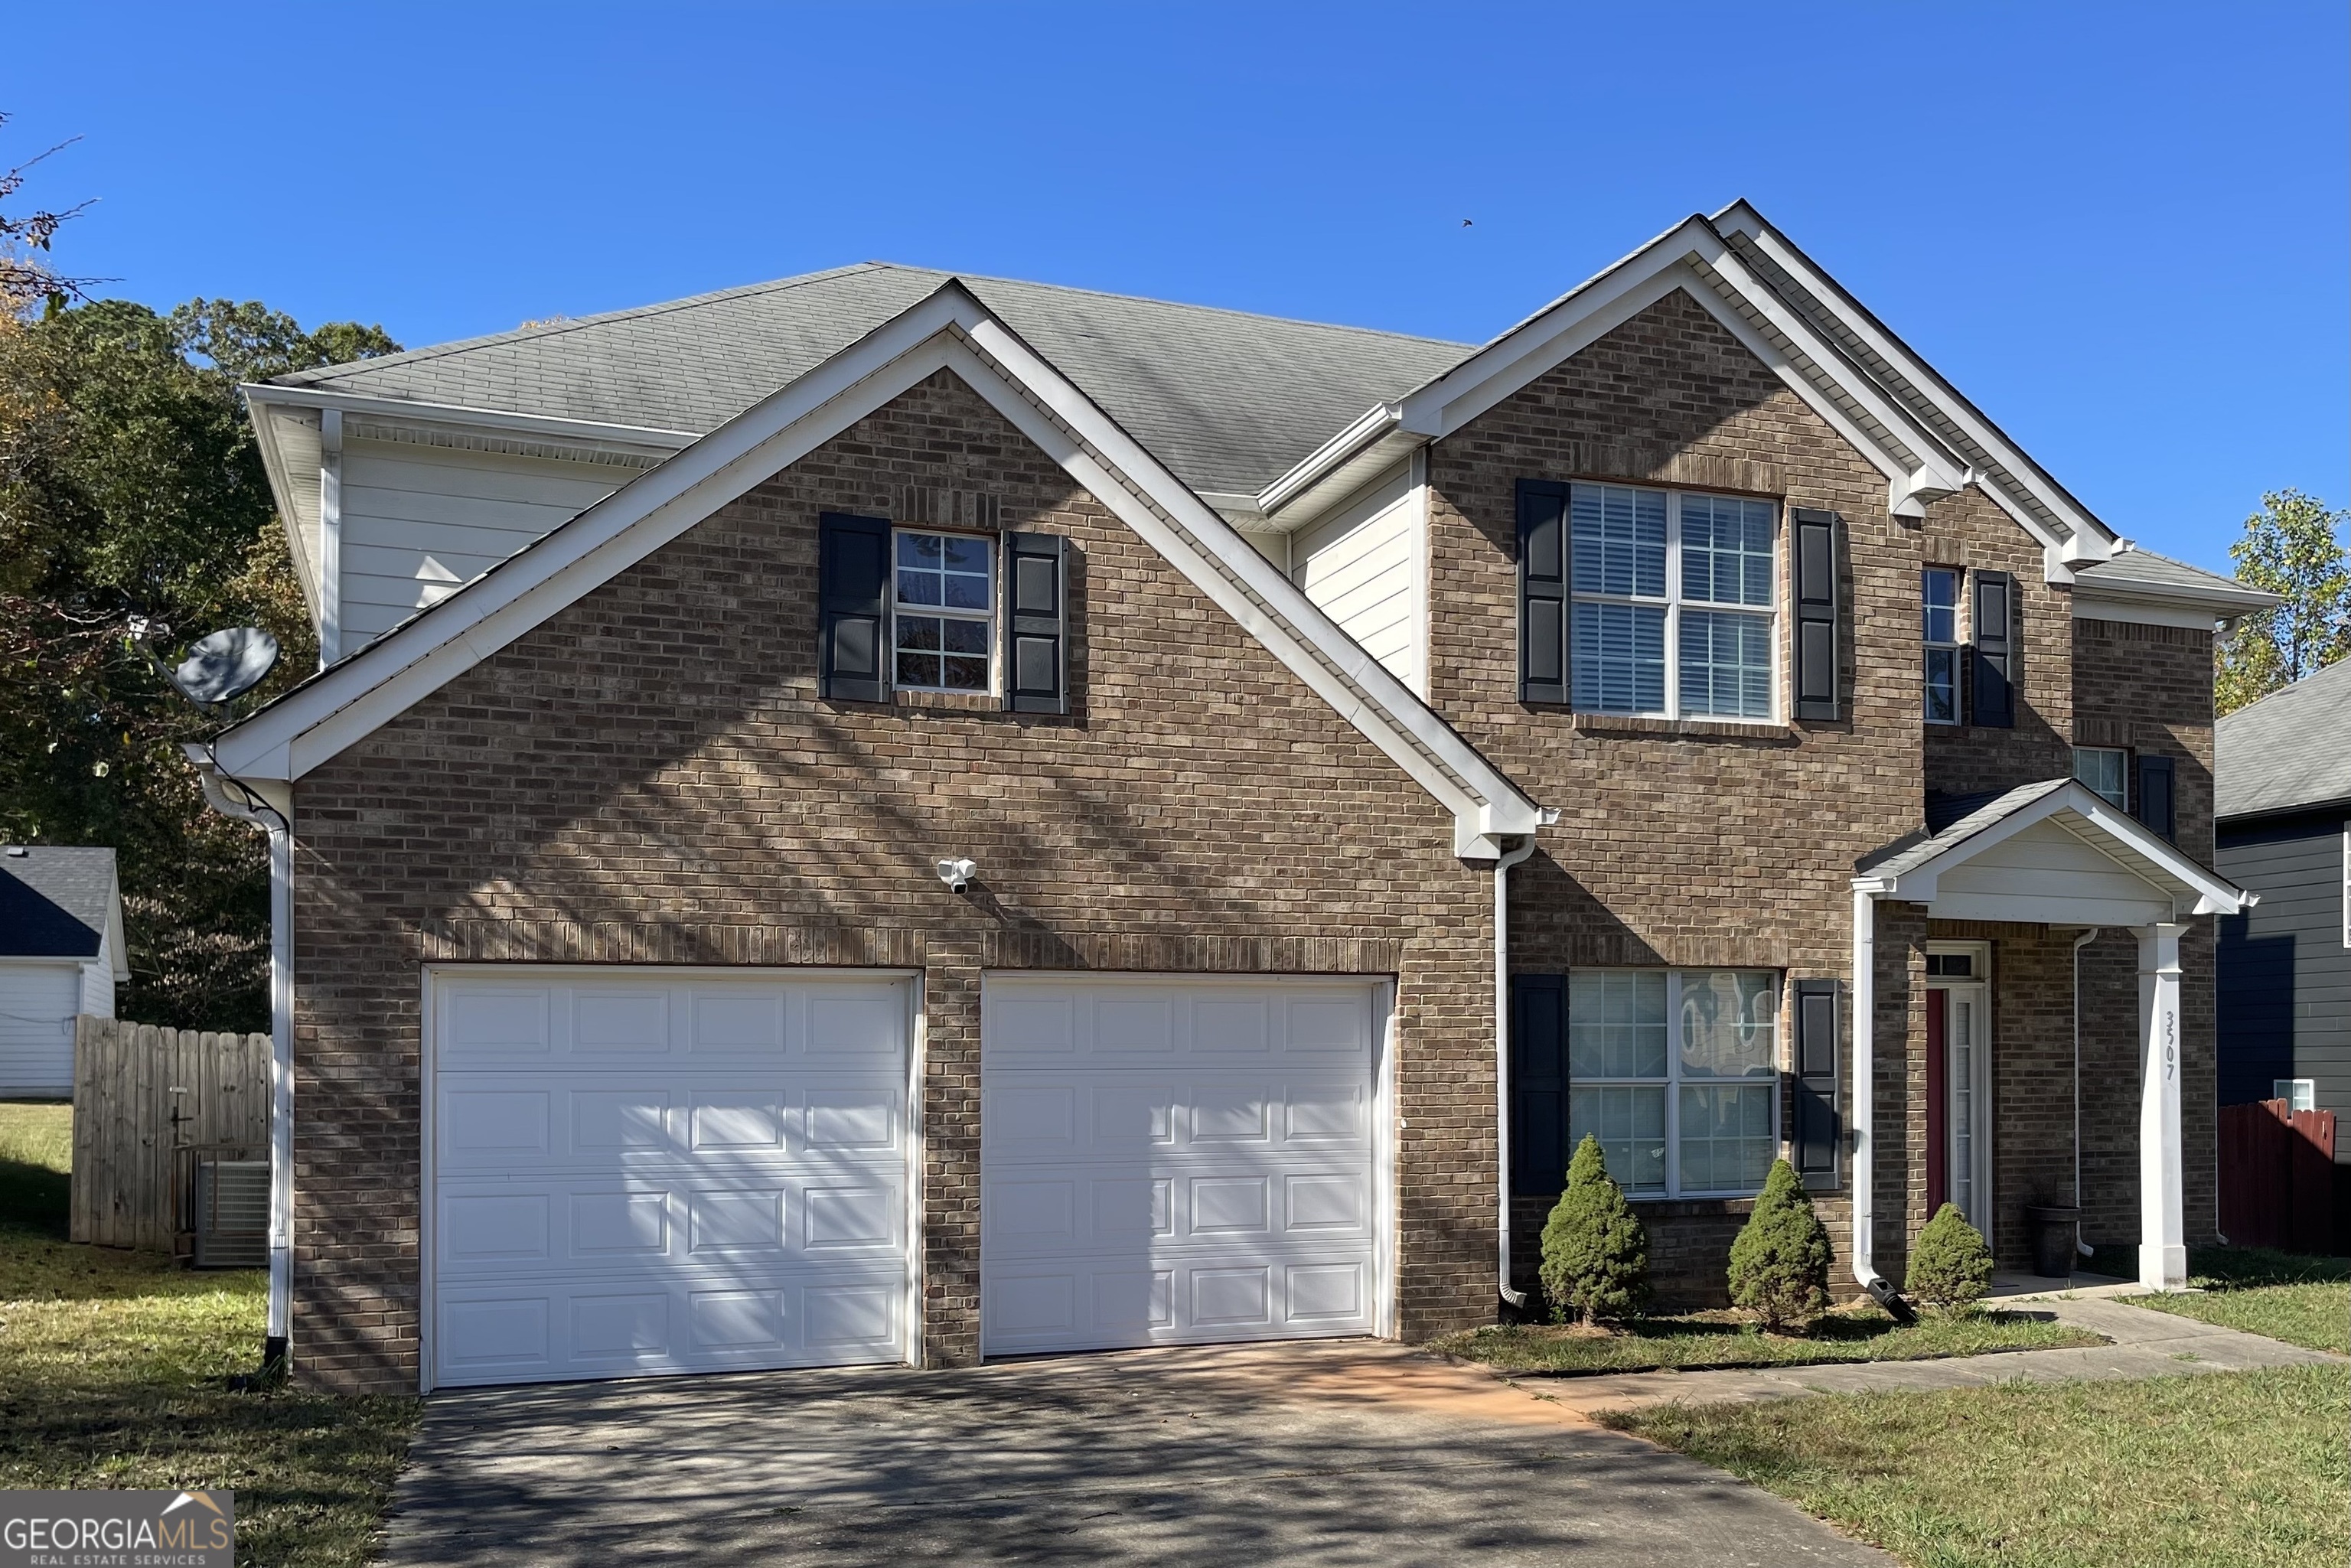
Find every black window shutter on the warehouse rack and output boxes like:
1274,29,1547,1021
1969,572,2017,728
2136,754,2176,843
1517,480,1570,704
1001,531,1069,715
818,511,890,703
1510,973,1568,1195
1791,979,1841,1191
1791,508,1841,721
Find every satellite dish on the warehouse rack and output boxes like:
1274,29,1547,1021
169,628,280,707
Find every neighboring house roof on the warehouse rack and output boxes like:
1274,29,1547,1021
1855,778,2250,917
2217,657,2351,821
2069,547,2279,615
207,283,1548,857
0,846,122,966
269,263,1474,500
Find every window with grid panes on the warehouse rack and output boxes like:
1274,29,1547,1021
1567,969,1781,1197
1570,484,1778,719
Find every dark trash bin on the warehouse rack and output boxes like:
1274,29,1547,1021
2024,1205,2082,1278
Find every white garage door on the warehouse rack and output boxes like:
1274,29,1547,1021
980,973,1385,1355
427,968,912,1389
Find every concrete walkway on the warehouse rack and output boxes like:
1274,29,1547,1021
1484,1295,2342,1418
380,1338,1894,1566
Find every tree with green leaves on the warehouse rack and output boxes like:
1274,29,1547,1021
1538,1134,1649,1323
0,293,396,1026
2216,489,2349,716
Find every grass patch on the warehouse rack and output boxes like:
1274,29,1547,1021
0,1101,417,1568
1610,1364,2350,1568
1430,1302,2098,1375
0,1100,73,1236
2133,1247,2351,1355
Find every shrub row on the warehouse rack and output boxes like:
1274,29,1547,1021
1538,1136,1995,1328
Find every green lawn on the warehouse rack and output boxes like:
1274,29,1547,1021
1610,1364,2350,1568
1431,1302,2098,1375
2131,1247,2351,1355
0,1100,416,1568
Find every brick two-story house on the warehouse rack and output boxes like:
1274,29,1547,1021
196,204,2269,1392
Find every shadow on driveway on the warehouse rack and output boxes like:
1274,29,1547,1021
379,1338,1889,1566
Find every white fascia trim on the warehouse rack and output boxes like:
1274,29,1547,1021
1256,402,1403,517
2069,575,2280,614
1860,781,2250,914
103,874,129,982
1713,206,2117,565
240,383,701,451
249,401,324,624
1393,227,1968,513
210,288,1544,853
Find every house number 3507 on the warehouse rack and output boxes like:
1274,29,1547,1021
2164,1009,2177,1082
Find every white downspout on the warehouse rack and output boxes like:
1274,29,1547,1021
1494,834,1538,1309
1849,885,1893,1302
2070,927,2100,1257
191,755,294,1375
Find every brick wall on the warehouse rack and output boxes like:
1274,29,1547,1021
1433,288,1928,1302
289,369,1495,1391
1919,487,2074,797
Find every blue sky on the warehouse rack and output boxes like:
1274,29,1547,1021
7,2,2343,573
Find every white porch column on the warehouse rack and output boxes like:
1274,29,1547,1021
2135,921,2189,1290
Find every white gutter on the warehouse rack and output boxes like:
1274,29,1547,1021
1494,834,1539,1309
189,749,294,1374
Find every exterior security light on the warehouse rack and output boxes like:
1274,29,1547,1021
936,858,977,892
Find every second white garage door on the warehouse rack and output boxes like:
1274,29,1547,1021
980,973,1387,1355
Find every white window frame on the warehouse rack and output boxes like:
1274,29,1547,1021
2274,1077,2317,1112
889,527,997,695
1568,484,1780,721
1567,967,1782,1200
1922,566,1961,725
1925,939,1994,1231
2072,745,2129,810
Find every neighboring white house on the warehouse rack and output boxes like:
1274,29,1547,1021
0,846,126,1097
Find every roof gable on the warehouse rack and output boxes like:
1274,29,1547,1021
211,284,1544,857
1856,778,2248,918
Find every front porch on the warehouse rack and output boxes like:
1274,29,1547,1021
1853,779,2255,1295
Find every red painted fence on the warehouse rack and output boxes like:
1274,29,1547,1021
2218,1100,2337,1253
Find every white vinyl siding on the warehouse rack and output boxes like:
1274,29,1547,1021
78,949,114,1020
337,440,634,651
0,963,80,1096
1294,467,1423,694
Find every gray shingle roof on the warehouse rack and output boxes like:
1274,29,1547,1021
273,264,1475,499
2070,547,2275,606
2217,657,2351,820
1858,779,2071,880
0,846,116,959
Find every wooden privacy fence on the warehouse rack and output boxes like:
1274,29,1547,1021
70,1017,269,1252
2218,1098,2338,1254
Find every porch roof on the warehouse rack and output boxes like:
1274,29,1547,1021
1853,778,2254,925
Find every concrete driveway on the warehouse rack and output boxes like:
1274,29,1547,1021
378,1339,1888,1566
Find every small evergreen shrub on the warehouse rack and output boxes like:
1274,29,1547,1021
1727,1158,1833,1332
1539,1135,1650,1324
1906,1202,1995,1312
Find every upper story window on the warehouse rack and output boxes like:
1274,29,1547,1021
892,530,994,693
1570,484,1778,719
2073,746,2128,809
1922,568,1960,723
